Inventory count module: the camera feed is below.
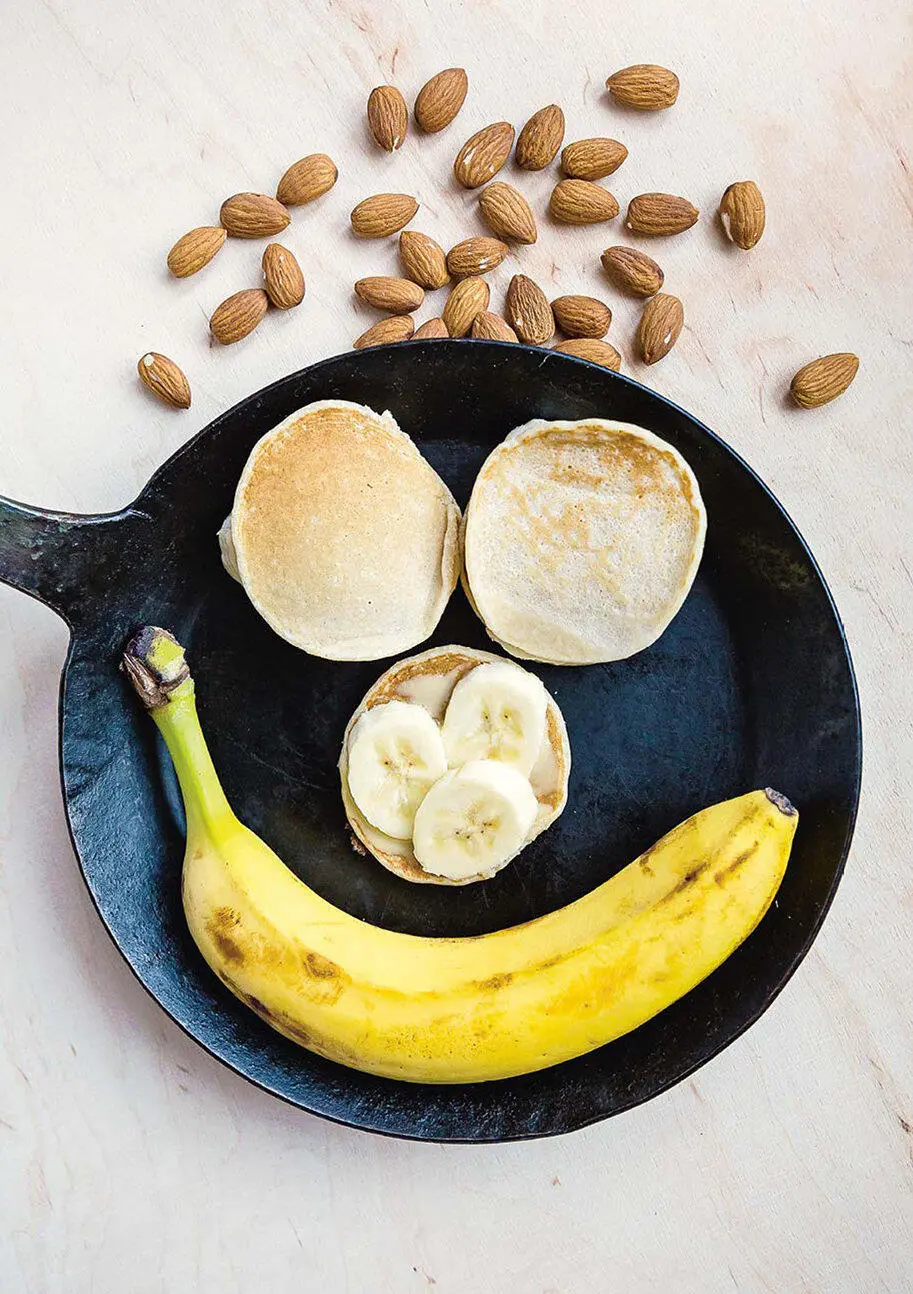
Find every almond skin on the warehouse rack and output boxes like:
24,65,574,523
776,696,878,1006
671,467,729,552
515,104,565,170
446,236,509,279
626,192,699,236
262,243,305,309
412,317,450,339
220,193,290,238
550,179,619,225
399,231,450,289
600,246,664,297
637,293,684,364
350,193,419,238
478,182,537,244
560,138,628,180
137,352,191,408
276,154,338,206
353,315,415,349
551,295,612,339
606,64,679,110
720,181,766,249
442,277,490,337
210,289,269,344
554,338,622,371
367,85,408,151
790,354,859,408
506,274,554,345
414,67,468,133
166,226,226,278
471,311,518,342
453,122,515,188
355,276,425,313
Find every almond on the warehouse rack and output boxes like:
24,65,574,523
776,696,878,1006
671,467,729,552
471,311,518,342
453,122,515,188
210,289,269,344
262,243,305,309
442,277,490,337
367,85,408,151
137,352,191,409
515,104,565,170
478,182,537,245
720,181,766,250
350,193,419,238
446,236,509,279
554,338,622,371
414,67,468,133
505,274,554,345
560,138,628,180
353,315,415,349
166,226,226,278
606,64,679,110
551,295,612,339
412,317,450,339
220,193,290,238
600,246,664,297
276,154,338,206
626,192,699,236
790,353,859,408
399,230,450,289
355,276,425,313
550,179,619,225
637,293,684,364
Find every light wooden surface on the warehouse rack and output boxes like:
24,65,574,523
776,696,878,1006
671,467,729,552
2,0,911,1290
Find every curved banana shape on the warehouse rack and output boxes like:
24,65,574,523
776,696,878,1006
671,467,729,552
123,628,798,1084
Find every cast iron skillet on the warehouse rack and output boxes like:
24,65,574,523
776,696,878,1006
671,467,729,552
0,342,861,1142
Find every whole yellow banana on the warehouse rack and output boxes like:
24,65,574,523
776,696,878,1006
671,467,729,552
123,628,797,1084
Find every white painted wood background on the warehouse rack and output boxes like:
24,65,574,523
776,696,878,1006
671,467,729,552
1,0,911,1289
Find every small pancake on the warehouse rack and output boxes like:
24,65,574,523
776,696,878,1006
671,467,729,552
338,645,571,885
221,401,461,661
463,418,706,665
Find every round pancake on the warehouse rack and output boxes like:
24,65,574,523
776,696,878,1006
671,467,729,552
222,401,461,661
338,645,571,885
463,418,706,665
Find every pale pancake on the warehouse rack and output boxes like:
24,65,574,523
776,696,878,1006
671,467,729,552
223,401,461,661
463,418,706,665
338,645,571,885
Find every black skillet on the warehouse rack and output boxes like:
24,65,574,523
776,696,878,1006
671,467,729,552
0,342,861,1142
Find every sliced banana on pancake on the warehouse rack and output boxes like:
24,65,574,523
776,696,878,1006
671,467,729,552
346,700,448,839
441,660,547,776
412,760,539,881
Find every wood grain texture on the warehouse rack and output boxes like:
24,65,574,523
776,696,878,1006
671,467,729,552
0,0,911,1291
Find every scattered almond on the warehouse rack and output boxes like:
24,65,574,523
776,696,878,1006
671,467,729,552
550,179,619,225
554,338,622,371
471,311,518,342
515,104,565,170
276,154,338,206
453,122,515,188
367,85,408,152
626,192,699,236
355,276,425,313
551,295,612,339
137,352,191,408
719,181,766,249
637,293,684,364
166,226,226,278
606,64,679,110
220,193,290,238
790,353,859,408
413,317,450,339
560,138,628,180
399,231,450,289
350,193,419,238
506,274,554,345
210,289,269,344
262,244,305,309
353,315,415,349
478,182,537,244
442,277,490,337
414,68,468,133
446,236,509,279
600,246,664,297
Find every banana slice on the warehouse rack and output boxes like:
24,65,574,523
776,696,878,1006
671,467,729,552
346,701,448,840
412,759,539,881
440,661,548,776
